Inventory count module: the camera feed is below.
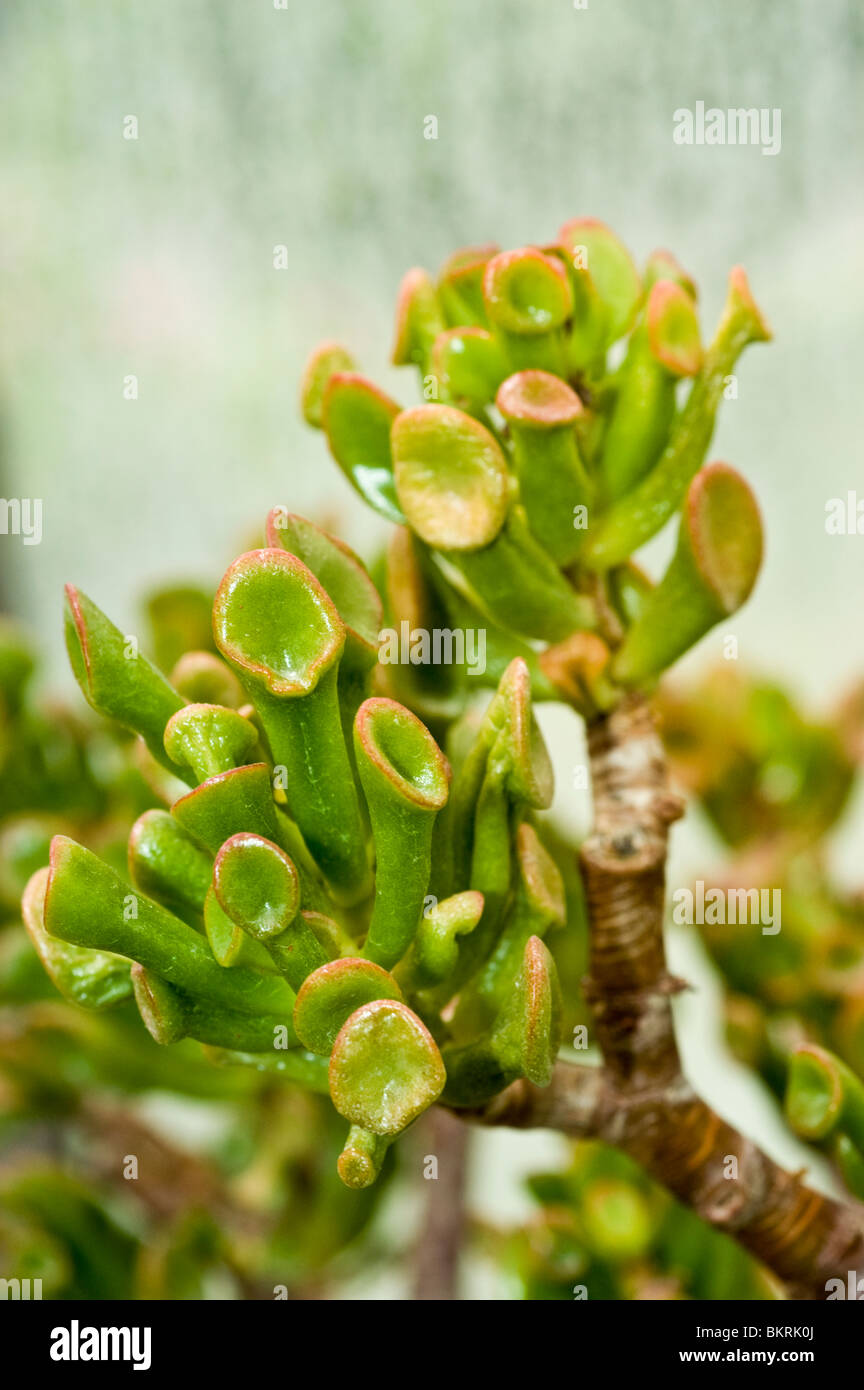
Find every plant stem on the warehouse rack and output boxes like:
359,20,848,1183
412,1108,470,1301
459,693,864,1300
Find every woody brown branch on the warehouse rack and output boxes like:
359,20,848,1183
464,692,864,1299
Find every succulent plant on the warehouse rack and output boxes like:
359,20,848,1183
23,220,864,1300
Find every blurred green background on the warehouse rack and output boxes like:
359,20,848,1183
2,0,862,694
1,0,862,1274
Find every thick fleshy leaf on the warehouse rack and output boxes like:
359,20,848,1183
322,373,404,523
163,703,259,784
496,370,592,565
170,651,245,707
584,266,771,569
265,509,381,670
391,267,446,369
646,279,703,377
294,958,403,1055
611,463,763,685
329,998,445,1135
213,549,369,903
558,218,642,345
171,763,284,854
392,404,510,552
443,660,554,986
203,886,277,973
483,247,573,337
430,327,507,409
128,809,214,915
785,1044,864,1148
599,282,701,506
437,244,499,327
443,937,562,1104
132,963,295,1052
459,824,565,1030
213,832,329,990
43,836,297,1022
64,585,186,777
401,890,485,989
452,507,597,643
643,248,698,299
300,341,356,427
483,247,573,374
354,697,450,969
22,867,132,1010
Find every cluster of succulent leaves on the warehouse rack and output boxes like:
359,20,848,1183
0,602,388,1298
659,667,864,1203
20,221,775,1201
306,220,769,709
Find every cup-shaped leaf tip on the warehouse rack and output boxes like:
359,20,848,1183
213,548,345,697
300,341,356,427
646,279,703,377
163,703,258,782
727,265,772,343
294,957,403,1055
785,1045,844,1139
213,832,300,941
392,404,510,552
483,247,573,336
686,462,763,614
354,696,451,811
557,218,642,342
329,998,446,1135
496,369,583,429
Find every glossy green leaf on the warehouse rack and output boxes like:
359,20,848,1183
600,280,703,505
213,832,330,990
785,1044,864,1148
329,998,446,1135
22,866,132,1010
611,463,763,685
300,340,356,427
132,964,296,1052
294,957,403,1055
584,266,771,569
64,585,186,777
163,703,259,784
430,327,507,409
354,697,450,969
496,370,592,564
128,809,214,915
392,404,510,552
43,836,297,1023
391,267,447,371
437,244,499,328
213,549,370,903
322,373,404,523
558,218,642,346
483,247,573,373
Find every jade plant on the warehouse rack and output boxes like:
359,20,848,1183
24,220,864,1300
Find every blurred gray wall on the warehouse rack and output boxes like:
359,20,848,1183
1,0,862,705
